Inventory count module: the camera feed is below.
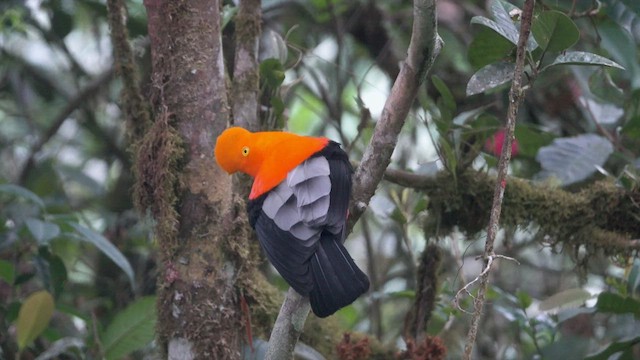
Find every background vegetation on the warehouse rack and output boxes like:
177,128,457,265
1,0,639,359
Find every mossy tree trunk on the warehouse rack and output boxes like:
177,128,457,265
138,0,248,358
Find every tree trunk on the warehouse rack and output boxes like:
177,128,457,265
141,0,244,358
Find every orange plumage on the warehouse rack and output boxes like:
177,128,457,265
214,127,329,199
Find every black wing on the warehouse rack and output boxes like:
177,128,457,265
248,142,369,317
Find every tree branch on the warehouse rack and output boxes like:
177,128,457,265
265,288,311,360
266,0,441,358
385,167,640,254
347,0,441,233
462,1,535,358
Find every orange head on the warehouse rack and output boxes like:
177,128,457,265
214,126,329,198
214,127,262,177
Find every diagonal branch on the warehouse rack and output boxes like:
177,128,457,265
266,0,441,358
347,0,441,233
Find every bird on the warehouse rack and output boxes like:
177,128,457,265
214,126,369,317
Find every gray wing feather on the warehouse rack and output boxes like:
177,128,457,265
262,156,333,242
287,157,330,187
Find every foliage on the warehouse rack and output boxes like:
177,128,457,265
0,0,639,358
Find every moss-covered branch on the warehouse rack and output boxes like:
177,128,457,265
385,168,640,256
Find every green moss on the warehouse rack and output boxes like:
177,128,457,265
423,170,640,260
133,112,185,257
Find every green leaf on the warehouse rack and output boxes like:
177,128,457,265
102,296,157,360
432,75,456,116
598,20,640,89
260,58,286,88
221,4,237,30
595,292,640,317
0,184,45,208
468,26,515,70
532,11,579,53
16,290,55,350
69,223,135,288
25,219,60,245
387,290,416,299
466,61,515,96
547,51,625,70
536,134,614,185
516,290,533,309
585,335,640,360
622,116,640,139
0,260,15,284
538,288,592,312
472,5,517,46
513,125,554,158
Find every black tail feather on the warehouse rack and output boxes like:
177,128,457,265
309,232,369,318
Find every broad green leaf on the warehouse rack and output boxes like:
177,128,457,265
538,288,592,312
532,11,579,53
474,1,518,46
0,259,15,284
0,184,45,208
488,0,538,50
468,26,515,70
102,296,157,360
595,292,640,317
466,61,515,96
16,290,55,350
471,16,519,46
536,134,614,185
69,223,135,288
25,219,60,244
585,335,640,360
547,51,625,70
598,21,640,88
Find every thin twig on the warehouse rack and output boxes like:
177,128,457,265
461,1,535,358
453,254,520,314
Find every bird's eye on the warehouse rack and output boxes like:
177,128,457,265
241,146,250,157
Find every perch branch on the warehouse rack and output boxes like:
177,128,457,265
462,1,535,358
267,0,440,358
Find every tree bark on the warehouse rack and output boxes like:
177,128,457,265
142,0,244,358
